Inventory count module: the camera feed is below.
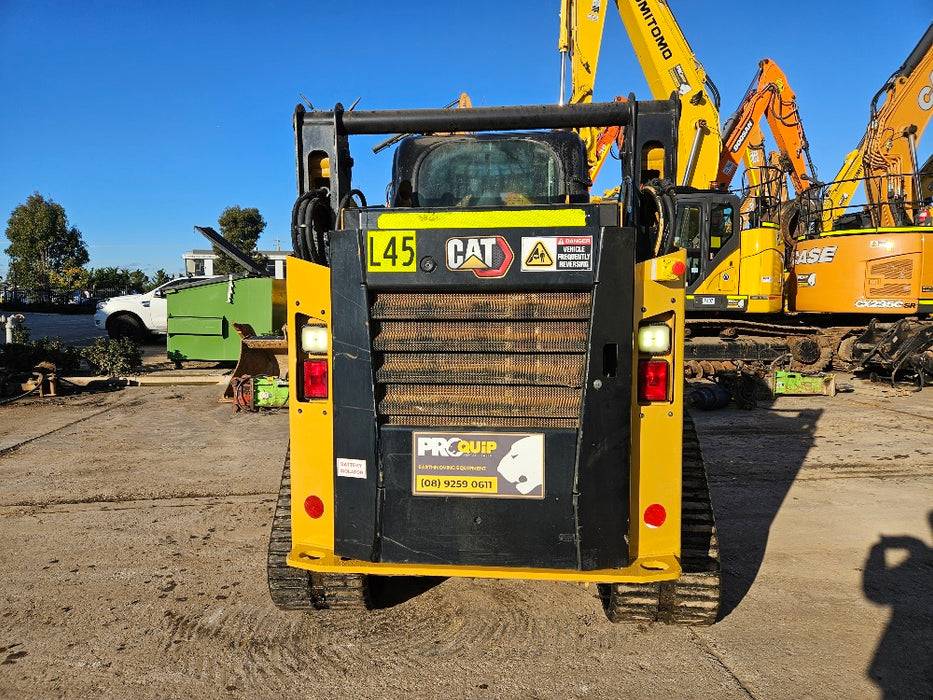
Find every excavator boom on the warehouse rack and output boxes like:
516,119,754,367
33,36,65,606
716,59,817,195
559,0,722,187
861,22,933,227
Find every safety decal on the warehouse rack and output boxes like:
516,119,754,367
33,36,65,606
520,236,592,272
336,457,367,479
445,236,513,278
412,432,544,499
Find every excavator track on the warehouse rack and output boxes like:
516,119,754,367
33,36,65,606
599,413,721,625
267,450,371,611
685,318,835,375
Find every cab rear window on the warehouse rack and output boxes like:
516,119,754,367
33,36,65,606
415,139,563,207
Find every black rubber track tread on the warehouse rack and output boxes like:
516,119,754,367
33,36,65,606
267,449,316,610
600,412,722,625
309,572,371,610
267,449,372,611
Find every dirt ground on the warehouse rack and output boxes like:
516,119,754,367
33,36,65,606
0,374,930,699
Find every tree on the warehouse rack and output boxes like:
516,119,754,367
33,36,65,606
127,269,148,292
87,266,152,293
150,269,171,287
213,205,266,275
5,192,89,290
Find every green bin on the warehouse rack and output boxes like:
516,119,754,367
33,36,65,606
166,275,286,362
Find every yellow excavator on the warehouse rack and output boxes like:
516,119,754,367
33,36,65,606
819,23,933,231
559,0,827,374
558,0,721,188
560,2,933,384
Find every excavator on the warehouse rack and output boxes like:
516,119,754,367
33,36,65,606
558,0,721,188
560,2,933,384
714,58,818,197
559,0,829,375
791,22,933,382
819,23,933,231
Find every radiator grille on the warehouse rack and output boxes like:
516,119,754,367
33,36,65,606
869,283,912,297
869,258,913,280
371,292,591,428
867,259,914,298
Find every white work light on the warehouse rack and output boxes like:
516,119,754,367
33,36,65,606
637,324,671,354
300,323,329,355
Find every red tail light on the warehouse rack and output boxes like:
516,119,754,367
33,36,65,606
638,359,669,402
303,359,329,399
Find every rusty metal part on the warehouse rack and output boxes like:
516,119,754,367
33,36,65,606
376,353,585,387
374,321,589,353
786,334,833,373
223,323,288,401
371,291,590,320
845,318,933,386
380,384,582,420
372,291,592,429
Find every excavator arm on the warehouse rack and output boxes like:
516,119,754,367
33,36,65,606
820,142,865,230
716,59,817,195
559,0,722,188
862,22,933,227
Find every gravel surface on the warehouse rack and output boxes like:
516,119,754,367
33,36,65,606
0,378,930,699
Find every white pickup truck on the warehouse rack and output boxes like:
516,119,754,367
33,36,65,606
93,276,214,342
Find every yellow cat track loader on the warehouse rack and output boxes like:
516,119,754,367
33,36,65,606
267,98,720,624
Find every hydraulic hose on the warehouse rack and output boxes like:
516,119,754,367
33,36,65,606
640,178,678,258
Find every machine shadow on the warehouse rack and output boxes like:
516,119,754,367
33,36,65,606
861,510,933,697
368,575,448,609
690,404,822,619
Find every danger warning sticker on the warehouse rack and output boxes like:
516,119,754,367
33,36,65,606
521,236,592,272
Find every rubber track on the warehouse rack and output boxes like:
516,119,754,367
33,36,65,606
599,413,721,625
266,450,371,611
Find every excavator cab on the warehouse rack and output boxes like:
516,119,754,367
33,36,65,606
674,189,742,305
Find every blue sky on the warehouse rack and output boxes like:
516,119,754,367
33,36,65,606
1,1,931,280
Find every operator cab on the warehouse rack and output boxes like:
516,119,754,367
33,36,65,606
388,131,591,208
673,188,739,289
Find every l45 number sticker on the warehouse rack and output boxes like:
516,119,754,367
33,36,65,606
367,230,416,272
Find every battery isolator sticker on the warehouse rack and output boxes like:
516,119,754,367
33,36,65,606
367,230,417,272
412,432,544,498
337,458,367,479
521,236,592,272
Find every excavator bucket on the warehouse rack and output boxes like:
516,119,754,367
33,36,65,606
222,322,288,401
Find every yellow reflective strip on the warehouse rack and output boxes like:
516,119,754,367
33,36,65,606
376,209,588,230
820,227,924,237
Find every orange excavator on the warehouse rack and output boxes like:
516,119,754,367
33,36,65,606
715,58,818,197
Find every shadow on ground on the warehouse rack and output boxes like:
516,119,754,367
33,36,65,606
691,404,821,620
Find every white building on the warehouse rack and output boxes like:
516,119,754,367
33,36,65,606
182,249,288,279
